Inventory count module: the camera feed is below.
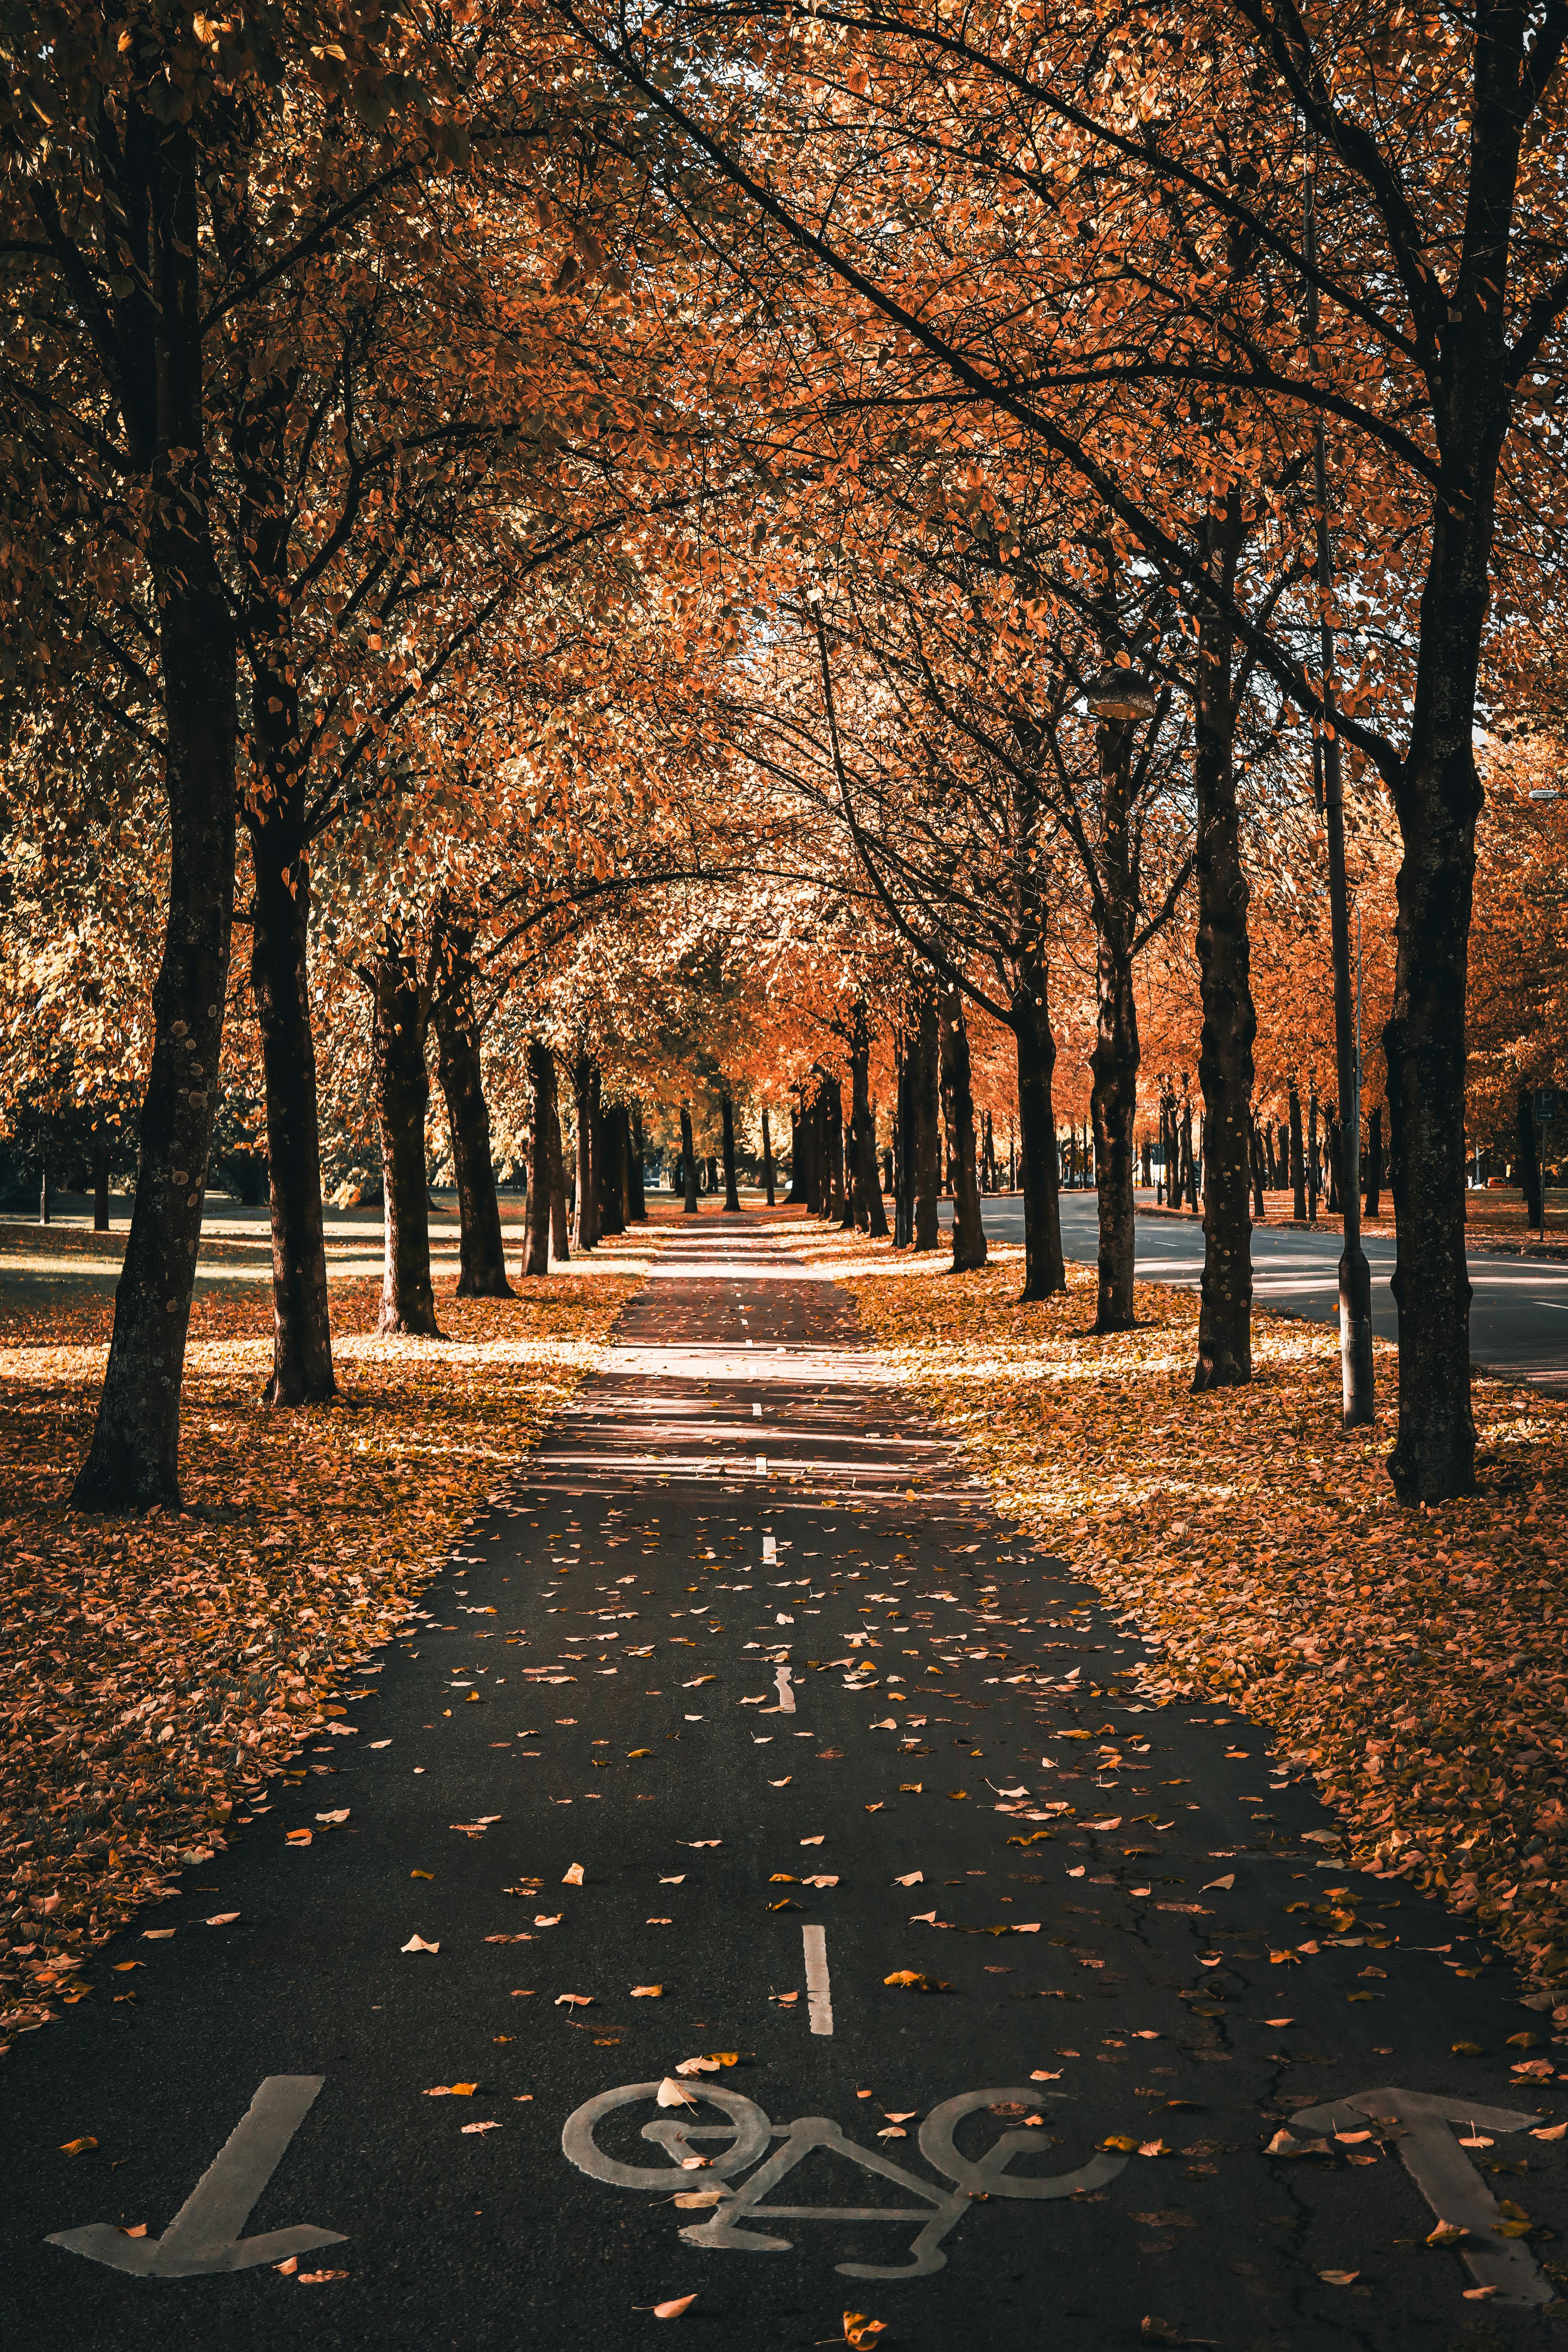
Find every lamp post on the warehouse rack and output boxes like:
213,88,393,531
1304,144,1375,1427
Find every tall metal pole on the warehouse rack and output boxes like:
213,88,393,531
1305,138,1375,1424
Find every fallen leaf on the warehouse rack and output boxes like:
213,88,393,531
1426,2222,1468,2246
652,2294,698,2319
141,1929,175,1940
411,1869,434,1881
460,2121,500,2135
768,1778,791,1787
673,2189,730,2208
1201,1875,1235,1892
1030,2069,1063,2081
1530,2122,1568,2142
58,2137,96,2156
316,1809,349,1826
843,2316,887,2347
401,1935,439,1954
284,1830,312,1846
1319,2270,1359,2286
658,2078,698,2107
631,1985,663,1998
555,1993,592,2007
801,1836,825,1847
204,1912,240,1926
563,1863,584,1885
893,1872,923,1886
424,2084,478,2097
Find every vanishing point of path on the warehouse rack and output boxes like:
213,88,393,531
4,1207,1564,2351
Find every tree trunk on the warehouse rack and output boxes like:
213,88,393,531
1088,712,1140,1333
549,1076,570,1262
1307,1081,1321,1220
71,565,238,1512
92,1136,111,1233
680,1103,700,1213
1365,1104,1384,1222
1250,1122,1266,1221
762,1107,776,1206
824,1077,849,1225
434,951,513,1300
1517,1085,1543,1233
599,1101,628,1237
939,987,986,1272
720,1091,742,1211
1326,1108,1345,1216
786,1108,801,1204
629,1105,648,1221
912,992,940,1250
1012,958,1066,1299
572,1056,602,1249
371,935,440,1339
246,843,337,1397
523,1038,554,1275
1191,501,1255,1390
893,1036,914,1245
1289,1082,1307,1220
849,1002,889,1240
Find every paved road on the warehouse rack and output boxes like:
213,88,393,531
5,1212,1563,2349
940,1191,1568,1388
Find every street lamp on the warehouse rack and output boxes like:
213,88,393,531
1086,671,1158,722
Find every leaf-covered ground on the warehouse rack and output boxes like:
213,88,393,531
0,1240,644,2054
812,1233,1568,2020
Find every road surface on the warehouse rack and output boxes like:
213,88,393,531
940,1191,1568,1389
4,1212,1562,2349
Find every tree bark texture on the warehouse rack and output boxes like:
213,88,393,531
1365,1105,1384,1221
371,936,440,1340
939,988,986,1272
1289,1082,1307,1220
93,1138,110,1232
572,1056,602,1249
72,564,238,1510
1088,714,1139,1334
629,1105,648,1221
247,844,337,1398
1012,959,1065,1299
549,1074,570,1263
1191,499,1255,1391
849,1004,889,1239
523,1038,554,1276
893,1037,914,1246
912,993,940,1250
762,1106,776,1206
720,1091,742,1211
599,1101,628,1237
786,1108,802,1204
680,1103,700,1213
434,946,512,1299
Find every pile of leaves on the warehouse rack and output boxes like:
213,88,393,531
825,1237,1568,2010
0,1250,642,2053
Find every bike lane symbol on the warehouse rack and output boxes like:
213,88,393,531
561,2081,1126,2278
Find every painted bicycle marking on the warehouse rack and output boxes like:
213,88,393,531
560,2081,1125,2277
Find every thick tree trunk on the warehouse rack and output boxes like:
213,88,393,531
1088,713,1139,1333
680,1103,700,1213
1517,1085,1543,1233
600,1102,628,1236
940,988,986,1272
786,1108,802,1204
1250,1122,1266,1221
849,1006,889,1240
1012,958,1065,1299
1365,1104,1384,1221
912,993,940,1250
523,1038,554,1275
894,1036,914,1245
1191,502,1255,1390
549,1078,570,1262
371,936,440,1339
720,1091,742,1211
248,843,337,1397
629,1105,648,1221
72,568,237,1512
824,1077,849,1225
434,955,512,1299
92,1137,110,1232
572,1056,601,1249
762,1107,776,1206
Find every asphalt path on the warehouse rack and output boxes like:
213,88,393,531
5,1210,1565,2350
940,1191,1568,1389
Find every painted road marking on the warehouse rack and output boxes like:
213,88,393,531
753,1403,763,1417
803,1924,833,2035
1285,2086,1552,2305
562,2082,1126,2278
774,1666,796,1714
47,2076,344,2278
762,1535,777,1564
757,1455,768,1473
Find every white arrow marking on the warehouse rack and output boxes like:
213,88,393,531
803,1924,833,2036
47,2076,345,2278
1285,2085,1551,2305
